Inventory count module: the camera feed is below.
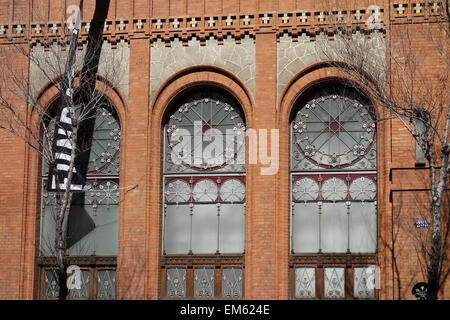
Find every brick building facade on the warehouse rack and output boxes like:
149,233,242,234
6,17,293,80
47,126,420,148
0,0,448,300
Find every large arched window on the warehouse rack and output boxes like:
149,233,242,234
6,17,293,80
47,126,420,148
162,89,246,299
39,100,120,300
290,84,378,299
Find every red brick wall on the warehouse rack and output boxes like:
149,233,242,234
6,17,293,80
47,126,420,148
0,0,448,300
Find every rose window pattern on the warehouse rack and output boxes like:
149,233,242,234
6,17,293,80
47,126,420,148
291,94,376,171
164,91,246,174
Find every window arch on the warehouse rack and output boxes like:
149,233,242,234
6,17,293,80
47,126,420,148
290,83,378,299
39,99,120,300
162,88,246,299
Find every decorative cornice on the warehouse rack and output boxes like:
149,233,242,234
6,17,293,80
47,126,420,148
0,2,446,46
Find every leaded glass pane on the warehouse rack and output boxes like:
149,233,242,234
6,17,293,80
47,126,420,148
321,203,348,253
43,270,59,299
219,204,245,254
97,270,116,299
191,204,218,254
324,268,345,298
350,202,377,253
292,203,319,253
164,204,191,254
69,269,90,300
354,267,375,298
162,91,246,259
194,268,214,298
222,268,243,298
167,268,186,298
295,268,316,298
87,107,121,175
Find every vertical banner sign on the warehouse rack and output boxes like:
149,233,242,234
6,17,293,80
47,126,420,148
47,2,86,192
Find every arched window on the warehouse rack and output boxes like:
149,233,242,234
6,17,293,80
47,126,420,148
290,84,378,299
162,89,246,299
39,100,120,300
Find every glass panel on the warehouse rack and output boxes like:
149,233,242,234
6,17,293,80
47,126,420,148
164,205,191,254
219,204,245,254
222,268,243,298
321,203,348,253
292,203,319,253
167,268,186,298
324,267,345,298
65,185,119,256
69,269,90,300
194,268,215,298
97,270,116,299
191,204,218,254
354,267,375,298
295,268,316,298
350,202,377,253
40,203,58,256
87,107,121,175
43,270,59,299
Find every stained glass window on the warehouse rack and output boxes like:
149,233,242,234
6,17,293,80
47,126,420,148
162,89,245,299
290,85,378,300
40,103,121,256
39,101,120,300
163,90,246,256
291,88,377,254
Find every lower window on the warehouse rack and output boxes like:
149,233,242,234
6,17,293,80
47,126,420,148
290,256,378,299
39,258,116,300
161,256,244,299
